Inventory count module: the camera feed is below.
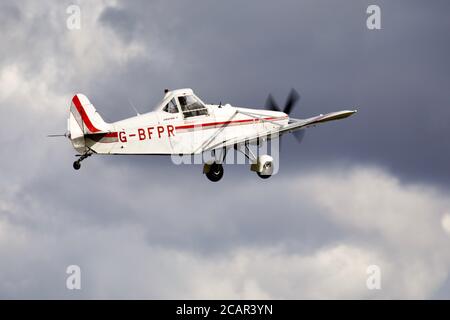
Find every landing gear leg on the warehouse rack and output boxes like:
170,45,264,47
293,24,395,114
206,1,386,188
235,141,274,179
73,152,92,171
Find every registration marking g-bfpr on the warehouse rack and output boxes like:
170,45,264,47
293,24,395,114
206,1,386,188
119,125,175,143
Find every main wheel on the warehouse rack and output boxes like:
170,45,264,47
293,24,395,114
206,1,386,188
73,161,81,170
206,163,224,182
257,172,271,179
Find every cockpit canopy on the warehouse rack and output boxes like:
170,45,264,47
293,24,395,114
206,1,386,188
162,98,178,113
160,89,209,118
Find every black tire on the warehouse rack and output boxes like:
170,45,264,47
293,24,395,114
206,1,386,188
257,172,271,179
73,161,81,170
206,163,224,182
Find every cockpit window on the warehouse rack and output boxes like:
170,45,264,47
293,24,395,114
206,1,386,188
162,98,179,113
178,95,208,118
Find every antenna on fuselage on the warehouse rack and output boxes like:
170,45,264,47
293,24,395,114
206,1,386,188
127,98,141,116
163,88,170,99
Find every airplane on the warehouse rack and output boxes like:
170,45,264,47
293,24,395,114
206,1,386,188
58,88,356,182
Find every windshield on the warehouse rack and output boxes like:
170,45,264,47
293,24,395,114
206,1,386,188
178,95,208,118
162,98,179,114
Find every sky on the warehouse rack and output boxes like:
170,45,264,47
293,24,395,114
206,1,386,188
0,0,450,299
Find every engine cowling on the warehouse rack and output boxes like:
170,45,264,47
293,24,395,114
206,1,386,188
250,155,274,177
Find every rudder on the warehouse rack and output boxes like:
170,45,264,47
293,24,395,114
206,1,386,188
68,94,110,153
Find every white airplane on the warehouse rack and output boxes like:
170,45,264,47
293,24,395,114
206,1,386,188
59,88,356,182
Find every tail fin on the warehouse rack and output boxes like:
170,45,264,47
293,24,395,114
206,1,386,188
68,94,110,153
69,94,109,134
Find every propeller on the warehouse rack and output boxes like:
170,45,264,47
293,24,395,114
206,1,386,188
265,88,300,114
265,88,305,144
292,129,305,144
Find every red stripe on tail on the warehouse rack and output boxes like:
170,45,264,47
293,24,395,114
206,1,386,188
72,95,101,133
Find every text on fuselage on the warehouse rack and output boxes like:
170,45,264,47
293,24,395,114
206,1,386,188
119,125,175,143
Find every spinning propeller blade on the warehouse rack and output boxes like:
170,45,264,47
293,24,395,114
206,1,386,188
283,88,300,115
265,88,305,144
265,94,280,112
265,88,300,115
292,129,306,143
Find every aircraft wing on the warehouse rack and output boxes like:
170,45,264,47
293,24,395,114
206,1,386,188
282,109,357,132
203,109,357,151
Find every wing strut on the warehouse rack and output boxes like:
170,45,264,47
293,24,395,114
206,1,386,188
194,110,239,153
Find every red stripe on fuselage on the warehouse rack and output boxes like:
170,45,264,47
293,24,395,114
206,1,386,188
103,132,118,138
84,116,286,144
174,116,286,130
72,95,101,133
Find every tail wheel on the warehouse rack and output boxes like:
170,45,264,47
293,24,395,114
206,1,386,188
73,161,81,170
206,163,224,182
73,152,92,171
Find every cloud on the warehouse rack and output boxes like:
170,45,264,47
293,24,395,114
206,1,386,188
1,0,450,299
442,214,450,236
1,164,450,299
291,166,450,298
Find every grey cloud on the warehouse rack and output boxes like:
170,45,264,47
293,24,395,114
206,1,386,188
2,165,449,299
92,0,450,186
99,6,137,43
1,0,450,299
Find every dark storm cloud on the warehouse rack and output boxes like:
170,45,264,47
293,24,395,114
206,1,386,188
91,0,450,187
99,6,137,43
17,151,345,255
